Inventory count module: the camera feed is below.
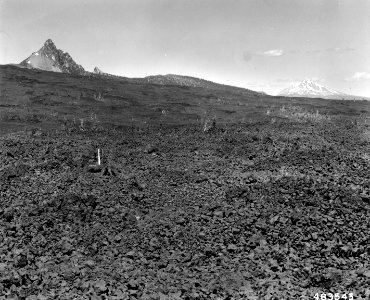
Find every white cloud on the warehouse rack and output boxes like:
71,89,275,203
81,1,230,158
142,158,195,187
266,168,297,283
262,49,284,57
242,49,284,61
345,72,370,81
289,47,356,55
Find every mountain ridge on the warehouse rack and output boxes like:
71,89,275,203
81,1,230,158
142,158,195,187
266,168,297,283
142,74,261,96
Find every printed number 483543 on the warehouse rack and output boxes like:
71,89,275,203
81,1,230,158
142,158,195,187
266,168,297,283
314,293,354,300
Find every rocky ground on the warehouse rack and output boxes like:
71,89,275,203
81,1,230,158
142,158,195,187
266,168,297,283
1,114,370,299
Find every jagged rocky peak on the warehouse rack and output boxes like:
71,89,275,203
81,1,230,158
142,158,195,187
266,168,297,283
20,39,85,75
94,67,104,75
38,39,58,58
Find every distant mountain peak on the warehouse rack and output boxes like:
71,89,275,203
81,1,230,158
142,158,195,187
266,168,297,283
20,39,85,75
278,79,347,99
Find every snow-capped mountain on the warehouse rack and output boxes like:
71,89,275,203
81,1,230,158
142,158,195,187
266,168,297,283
278,79,347,99
20,39,85,75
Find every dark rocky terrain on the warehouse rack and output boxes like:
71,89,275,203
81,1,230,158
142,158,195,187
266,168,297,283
0,64,370,299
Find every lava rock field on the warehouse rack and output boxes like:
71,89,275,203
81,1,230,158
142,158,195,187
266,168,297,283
1,117,370,299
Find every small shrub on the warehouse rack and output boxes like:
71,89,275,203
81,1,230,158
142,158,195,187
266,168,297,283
202,110,217,132
93,92,103,102
203,116,216,132
79,118,85,131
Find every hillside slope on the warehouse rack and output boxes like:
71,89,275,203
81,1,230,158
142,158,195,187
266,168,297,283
1,64,369,135
143,74,261,96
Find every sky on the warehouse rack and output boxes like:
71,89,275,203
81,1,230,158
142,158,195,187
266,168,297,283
1,0,370,96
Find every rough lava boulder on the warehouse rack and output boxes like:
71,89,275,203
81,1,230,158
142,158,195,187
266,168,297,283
93,67,104,75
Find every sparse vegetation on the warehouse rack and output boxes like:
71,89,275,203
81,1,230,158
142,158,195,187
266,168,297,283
93,91,103,102
203,115,216,132
201,109,217,132
267,105,332,123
